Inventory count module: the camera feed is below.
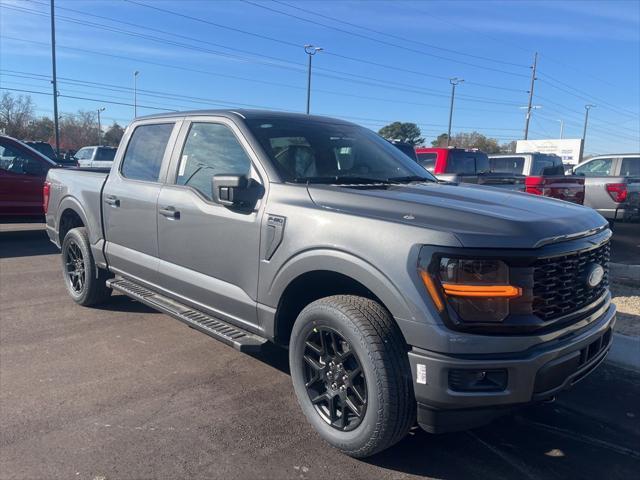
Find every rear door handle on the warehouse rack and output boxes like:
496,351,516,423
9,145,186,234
159,206,180,219
104,195,120,207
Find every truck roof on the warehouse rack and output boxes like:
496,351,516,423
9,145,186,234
135,109,356,126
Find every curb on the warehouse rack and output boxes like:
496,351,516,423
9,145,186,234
607,333,640,371
609,262,640,287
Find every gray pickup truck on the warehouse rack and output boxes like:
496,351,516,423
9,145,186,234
573,154,640,223
45,110,615,458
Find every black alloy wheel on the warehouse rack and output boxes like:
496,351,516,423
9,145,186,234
65,239,86,294
302,326,367,431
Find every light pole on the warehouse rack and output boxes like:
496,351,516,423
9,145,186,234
97,107,105,144
446,77,463,146
133,70,139,118
582,104,595,160
304,45,322,114
557,119,564,139
50,0,60,155
519,105,542,137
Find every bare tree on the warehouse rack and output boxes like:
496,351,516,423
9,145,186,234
59,111,100,149
0,92,35,139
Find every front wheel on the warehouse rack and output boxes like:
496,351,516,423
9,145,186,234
61,227,112,306
289,295,415,457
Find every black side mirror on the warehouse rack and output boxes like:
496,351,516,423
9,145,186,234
212,174,249,206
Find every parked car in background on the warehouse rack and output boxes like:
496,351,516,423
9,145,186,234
388,140,418,161
45,110,614,457
415,147,525,191
488,152,585,204
24,141,77,167
75,146,117,169
1,135,58,219
573,154,640,223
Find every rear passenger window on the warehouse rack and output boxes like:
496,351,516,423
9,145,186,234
416,153,437,172
176,123,251,200
620,158,640,177
121,123,174,182
532,155,562,175
574,158,613,177
489,156,525,174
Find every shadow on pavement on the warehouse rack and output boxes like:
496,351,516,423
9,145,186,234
610,221,640,264
0,228,59,258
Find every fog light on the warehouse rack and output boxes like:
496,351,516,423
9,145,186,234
448,368,508,392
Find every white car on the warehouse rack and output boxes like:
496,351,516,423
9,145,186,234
75,146,117,169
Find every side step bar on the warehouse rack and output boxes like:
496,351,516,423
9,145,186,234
107,277,268,353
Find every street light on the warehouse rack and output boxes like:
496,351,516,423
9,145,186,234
133,70,140,118
447,77,463,146
97,107,105,144
557,119,564,139
304,45,322,114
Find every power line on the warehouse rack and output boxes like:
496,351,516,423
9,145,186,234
271,0,529,69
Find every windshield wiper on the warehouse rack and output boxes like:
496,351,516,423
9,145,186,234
387,175,434,183
292,176,391,185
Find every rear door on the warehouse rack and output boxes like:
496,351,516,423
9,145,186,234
0,139,51,216
574,157,617,213
155,116,267,331
102,120,182,285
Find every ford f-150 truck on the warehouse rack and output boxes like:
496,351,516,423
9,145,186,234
488,152,585,204
45,110,615,458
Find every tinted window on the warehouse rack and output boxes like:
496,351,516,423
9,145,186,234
176,123,251,200
26,142,56,160
446,151,489,174
0,141,46,176
620,157,640,176
489,156,525,174
121,123,174,181
417,152,437,172
246,118,435,183
532,154,562,175
95,147,116,161
574,158,613,177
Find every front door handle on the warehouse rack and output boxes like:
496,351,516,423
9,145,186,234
159,206,180,219
104,195,120,207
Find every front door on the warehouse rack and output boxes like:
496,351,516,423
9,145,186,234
0,139,50,216
103,121,180,285
156,118,266,333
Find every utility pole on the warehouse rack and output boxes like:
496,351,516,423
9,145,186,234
582,104,595,159
558,119,564,139
133,70,139,118
523,52,538,140
447,77,463,146
97,107,105,144
304,45,322,114
50,0,60,155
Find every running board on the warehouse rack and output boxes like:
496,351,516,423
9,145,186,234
107,277,267,353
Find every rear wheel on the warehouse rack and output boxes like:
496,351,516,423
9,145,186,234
289,295,415,457
61,227,112,306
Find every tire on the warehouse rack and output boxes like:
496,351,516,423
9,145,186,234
61,227,112,306
289,295,415,458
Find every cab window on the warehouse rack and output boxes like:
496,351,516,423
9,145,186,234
574,158,613,177
120,123,174,182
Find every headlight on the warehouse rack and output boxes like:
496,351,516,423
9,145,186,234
419,257,521,323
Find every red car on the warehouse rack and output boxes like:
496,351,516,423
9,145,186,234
0,135,59,219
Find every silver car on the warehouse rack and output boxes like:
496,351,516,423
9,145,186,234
75,146,117,169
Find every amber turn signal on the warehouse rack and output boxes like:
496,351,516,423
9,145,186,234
419,270,445,312
441,284,522,298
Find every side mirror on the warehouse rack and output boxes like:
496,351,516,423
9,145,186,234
212,174,249,206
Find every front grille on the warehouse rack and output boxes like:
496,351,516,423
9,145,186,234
532,242,610,321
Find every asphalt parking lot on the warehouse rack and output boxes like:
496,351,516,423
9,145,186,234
1,225,639,480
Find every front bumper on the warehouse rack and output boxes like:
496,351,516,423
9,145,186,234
408,303,616,433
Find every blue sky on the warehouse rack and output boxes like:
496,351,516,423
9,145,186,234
1,0,638,154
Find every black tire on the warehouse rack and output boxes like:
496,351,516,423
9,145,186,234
61,227,112,306
289,295,415,458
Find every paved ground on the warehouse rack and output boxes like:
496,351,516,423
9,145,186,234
1,226,639,480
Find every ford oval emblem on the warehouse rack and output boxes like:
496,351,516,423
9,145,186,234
586,264,605,288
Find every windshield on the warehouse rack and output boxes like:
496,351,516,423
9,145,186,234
95,147,116,161
245,117,436,183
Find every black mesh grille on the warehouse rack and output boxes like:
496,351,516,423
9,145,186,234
532,242,610,321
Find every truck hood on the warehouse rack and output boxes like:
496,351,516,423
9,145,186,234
307,182,607,249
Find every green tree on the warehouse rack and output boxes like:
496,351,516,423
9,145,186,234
378,122,424,145
449,131,501,153
431,133,449,147
103,122,125,147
